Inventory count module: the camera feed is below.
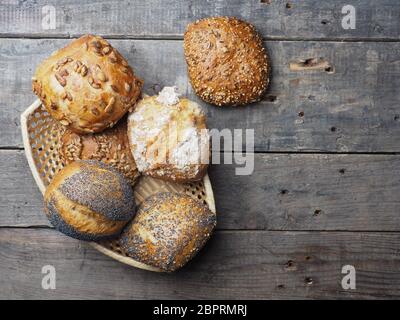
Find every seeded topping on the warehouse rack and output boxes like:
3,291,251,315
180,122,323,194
183,16,270,106
59,120,140,186
55,72,67,86
44,161,136,242
97,71,107,82
59,161,135,221
32,34,143,134
80,65,88,76
120,192,216,272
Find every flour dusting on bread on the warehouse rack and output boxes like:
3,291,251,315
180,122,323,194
127,87,209,182
156,86,181,105
171,127,209,170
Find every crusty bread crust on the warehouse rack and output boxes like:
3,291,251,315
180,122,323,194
120,192,216,272
184,16,270,106
127,94,210,183
59,118,140,185
32,34,143,134
44,160,136,241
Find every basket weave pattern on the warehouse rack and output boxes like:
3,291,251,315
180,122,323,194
21,100,216,271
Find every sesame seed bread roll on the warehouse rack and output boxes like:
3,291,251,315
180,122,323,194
127,87,210,183
184,16,270,106
59,118,140,186
44,160,136,241
120,192,216,272
32,34,143,134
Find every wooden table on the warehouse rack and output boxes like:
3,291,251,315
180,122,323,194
1,0,400,299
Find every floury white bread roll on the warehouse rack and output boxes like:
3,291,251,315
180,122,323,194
44,160,136,241
32,34,143,134
120,192,217,272
127,87,210,183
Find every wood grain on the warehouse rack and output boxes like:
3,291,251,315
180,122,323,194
2,38,400,151
1,1,400,300
3,150,400,231
0,0,399,40
1,228,399,299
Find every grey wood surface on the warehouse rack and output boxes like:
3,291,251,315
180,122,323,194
2,38,400,152
1,0,400,300
2,228,400,299
0,0,399,40
3,150,400,232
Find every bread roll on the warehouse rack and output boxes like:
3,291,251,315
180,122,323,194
32,34,143,134
184,16,270,106
127,87,210,183
120,192,216,272
44,160,135,241
59,118,140,185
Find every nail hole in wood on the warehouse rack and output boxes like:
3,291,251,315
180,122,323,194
290,57,332,72
325,66,334,73
298,111,304,117
339,168,346,174
286,2,292,9
280,189,289,195
266,95,277,102
321,20,329,25
284,260,296,270
314,209,322,216
277,284,285,289
305,256,311,261
394,115,399,121
330,126,337,132
304,58,316,66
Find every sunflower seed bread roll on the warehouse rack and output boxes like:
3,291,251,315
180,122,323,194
44,160,136,241
32,34,143,134
184,16,270,106
120,192,216,272
59,118,140,185
127,87,210,183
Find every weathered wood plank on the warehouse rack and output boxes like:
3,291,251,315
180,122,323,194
210,153,400,231
0,0,399,40
1,38,400,152
1,228,399,299
3,150,400,231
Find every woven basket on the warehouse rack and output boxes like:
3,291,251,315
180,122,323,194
21,99,216,272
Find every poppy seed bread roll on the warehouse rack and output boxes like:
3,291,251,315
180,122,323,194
32,34,143,134
44,160,136,241
120,192,216,272
184,16,270,106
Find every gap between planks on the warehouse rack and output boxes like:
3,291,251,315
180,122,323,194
1,225,400,234
3,146,400,156
0,34,399,42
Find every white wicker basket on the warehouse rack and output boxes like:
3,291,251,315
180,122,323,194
21,99,216,271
